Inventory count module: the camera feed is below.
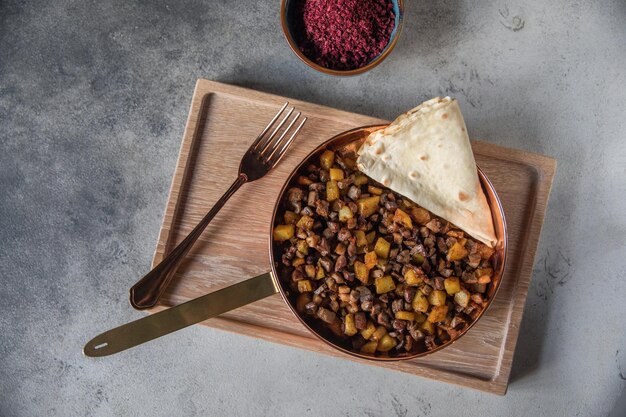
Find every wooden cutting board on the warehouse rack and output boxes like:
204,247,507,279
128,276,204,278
147,79,556,395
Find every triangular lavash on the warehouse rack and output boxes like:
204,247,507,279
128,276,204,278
356,97,497,247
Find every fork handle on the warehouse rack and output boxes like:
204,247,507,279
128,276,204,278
129,173,248,310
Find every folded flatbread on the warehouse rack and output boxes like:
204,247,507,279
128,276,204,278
356,97,497,247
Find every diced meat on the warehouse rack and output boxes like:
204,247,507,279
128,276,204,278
425,219,442,233
391,298,404,314
317,307,336,324
392,319,406,331
354,312,366,330
377,311,392,328
337,228,351,242
334,255,347,272
347,185,361,200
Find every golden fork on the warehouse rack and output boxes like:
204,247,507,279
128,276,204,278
129,103,306,309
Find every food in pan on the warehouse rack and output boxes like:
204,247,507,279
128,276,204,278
357,96,497,247
273,99,497,355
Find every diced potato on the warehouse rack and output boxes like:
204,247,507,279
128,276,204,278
475,267,493,278
420,320,435,335
364,251,378,269
377,334,397,352
394,283,405,297
444,277,461,295
329,168,345,181
360,340,378,354
354,230,367,247
296,215,314,230
374,237,391,259
296,239,309,255
315,264,326,280
357,196,380,217
410,207,431,225
477,275,492,284
400,198,414,209
395,311,416,321
304,264,316,278
365,231,376,244
326,180,340,201
414,312,427,324
283,211,299,224
375,275,396,294
427,305,449,323
404,269,423,286
320,150,335,170
454,289,470,307
297,280,313,293
273,224,294,241
305,235,319,248
367,185,383,195
297,176,313,185
412,291,429,313
447,242,469,261
360,321,377,340
393,208,413,228
335,243,346,255
343,313,358,336
446,229,464,239
354,261,369,284
428,290,447,306
292,257,305,267
371,326,387,342
353,173,369,185
338,206,353,222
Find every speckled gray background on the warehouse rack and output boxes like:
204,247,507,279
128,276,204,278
1,0,625,416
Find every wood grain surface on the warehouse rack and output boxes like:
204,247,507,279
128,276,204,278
147,80,556,395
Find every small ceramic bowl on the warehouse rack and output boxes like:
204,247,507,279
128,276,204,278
280,0,405,76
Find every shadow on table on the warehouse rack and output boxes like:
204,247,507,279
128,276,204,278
508,283,551,382
608,387,626,417
393,0,464,59
465,79,577,386
505,136,578,385
474,106,555,385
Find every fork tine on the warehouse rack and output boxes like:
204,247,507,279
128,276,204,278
251,102,289,150
267,117,307,167
264,112,301,161
258,107,295,154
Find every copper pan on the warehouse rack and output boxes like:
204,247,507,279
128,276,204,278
83,126,507,359
268,125,507,361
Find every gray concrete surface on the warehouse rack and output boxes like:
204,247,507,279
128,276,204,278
1,0,625,415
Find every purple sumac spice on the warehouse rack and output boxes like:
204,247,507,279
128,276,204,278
297,0,396,70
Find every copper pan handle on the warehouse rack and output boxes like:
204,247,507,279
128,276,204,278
84,272,278,357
